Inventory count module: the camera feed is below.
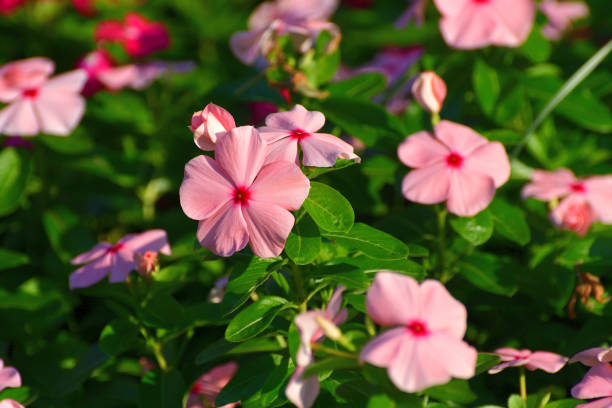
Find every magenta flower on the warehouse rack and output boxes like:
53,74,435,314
95,13,170,58
69,229,171,289
360,272,477,393
433,0,535,49
522,169,612,235
0,58,86,137
0,359,21,392
0,400,24,408
286,286,347,408
398,120,510,217
71,0,96,17
488,348,568,374
186,362,239,408
0,0,25,15
190,103,236,151
572,363,612,408
230,0,340,65
179,126,310,258
540,0,589,40
571,347,612,367
259,104,360,167
411,71,447,114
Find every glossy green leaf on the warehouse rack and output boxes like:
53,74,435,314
489,198,531,245
138,370,184,408
303,356,359,377
328,72,387,99
99,318,140,355
0,148,33,216
450,209,494,246
322,223,409,259
457,253,519,296
473,59,501,115
303,182,354,232
0,249,29,271
225,296,288,342
285,213,321,265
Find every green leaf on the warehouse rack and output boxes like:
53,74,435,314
508,395,526,408
285,213,321,265
221,257,280,315
225,296,288,342
328,72,387,99
327,255,424,278
216,354,282,406
0,386,36,405
518,27,552,63
140,293,188,330
99,318,140,355
138,370,184,408
545,399,581,408
367,394,395,408
473,59,501,115
0,148,33,216
243,356,293,407
53,345,110,395
425,379,477,404
457,253,519,296
475,353,501,375
303,181,355,232
0,249,29,271
322,223,409,259
304,158,357,179
483,129,523,144
196,337,285,365
303,356,359,378
489,198,531,245
450,209,494,246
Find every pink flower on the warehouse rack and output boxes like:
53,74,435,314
0,0,25,15
230,0,340,65
134,250,158,277
95,13,170,58
179,126,310,258
0,359,21,392
570,347,612,367
190,103,236,151
76,50,116,96
0,400,24,408
433,0,535,49
540,0,588,40
398,120,510,217
69,229,171,289
259,104,360,167
360,272,477,393
571,363,612,408
522,169,612,234
488,348,568,374
186,362,239,408
286,286,347,408
71,0,96,17
411,71,447,114
0,58,87,137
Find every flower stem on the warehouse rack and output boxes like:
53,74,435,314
519,367,527,402
436,206,451,282
311,343,357,359
431,112,440,126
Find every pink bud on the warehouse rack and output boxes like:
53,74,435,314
189,103,236,151
551,198,595,237
411,71,447,114
134,250,158,277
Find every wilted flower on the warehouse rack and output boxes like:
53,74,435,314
186,362,239,408
540,0,589,40
360,272,477,393
411,71,447,114
95,13,170,58
190,103,236,151
398,120,510,216
572,363,612,408
488,348,568,374
0,359,21,392
568,272,607,318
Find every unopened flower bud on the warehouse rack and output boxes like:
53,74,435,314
190,103,236,151
134,250,158,277
411,71,447,114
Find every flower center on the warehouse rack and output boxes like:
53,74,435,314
290,128,310,141
107,243,125,254
21,88,39,99
233,186,251,205
473,0,490,3
570,182,586,193
407,320,429,337
446,152,463,168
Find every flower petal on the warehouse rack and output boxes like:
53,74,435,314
196,201,249,257
97,65,139,90
0,366,21,391
438,4,498,49
263,137,299,165
570,348,608,367
526,351,568,373
264,104,325,133
300,133,360,167
285,365,320,408
585,176,612,223
571,363,612,399
401,162,450,205
446,169,496,217
521,168,576,200
69,254,112,289
423,334,476,380
121,229,172,255
215,126,267,187
33,91,85,136
0,99,40,136
488,359,529,374
464,141,510,188
42,69,87,93
71,242,112,265
434,120,488,156
432,0,470,16
487,0,535,47
326,285,346,318
108,249,135,283
295,310,326,366
180,155,234,220
360,327,409,367
576,397,612,408
0,399,25,408
229,30,265,65
242,201,295,258
419,279,467,338
250,161,310,210
365,271,419,326
397,131,448,168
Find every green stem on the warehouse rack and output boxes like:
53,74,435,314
512,38,612,158
311,343,357,359
431,112,440,127
436,206,451,282
519,367,527,402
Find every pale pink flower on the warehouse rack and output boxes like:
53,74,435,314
0,359,21,392
186,362,239,408
411,71,447,114
0,400,24,408
286,286,347,408
0,58,86,137
259,104,360,167
69,229,171,289
190,103,236,151
572,363,612,408
134,250,158,277
540,0,589,40
488,348,568,374
179,126,310,258
398,120,510,217
571,347,612,367
433,0,535,49
522,169,612,234
230,0,340,65
95,13,170,58
360,272,477,393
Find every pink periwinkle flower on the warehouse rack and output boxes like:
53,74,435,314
540,0,588,40
259,104,360,167
95,13,170,58
433,0,535,49
0,359,21,392
186,362,239,408
572,363,612,408
0,400,24,408
230,0,340,66
398,120,510,217
286,286,347,408
190,103,236,151
360,272,477,393
570,347,612,367
179,126,310,258
522,169,612,235
411,71,447,114
69,229,171,289
0,58,86,137
488,348,568,374
0,0,25,15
